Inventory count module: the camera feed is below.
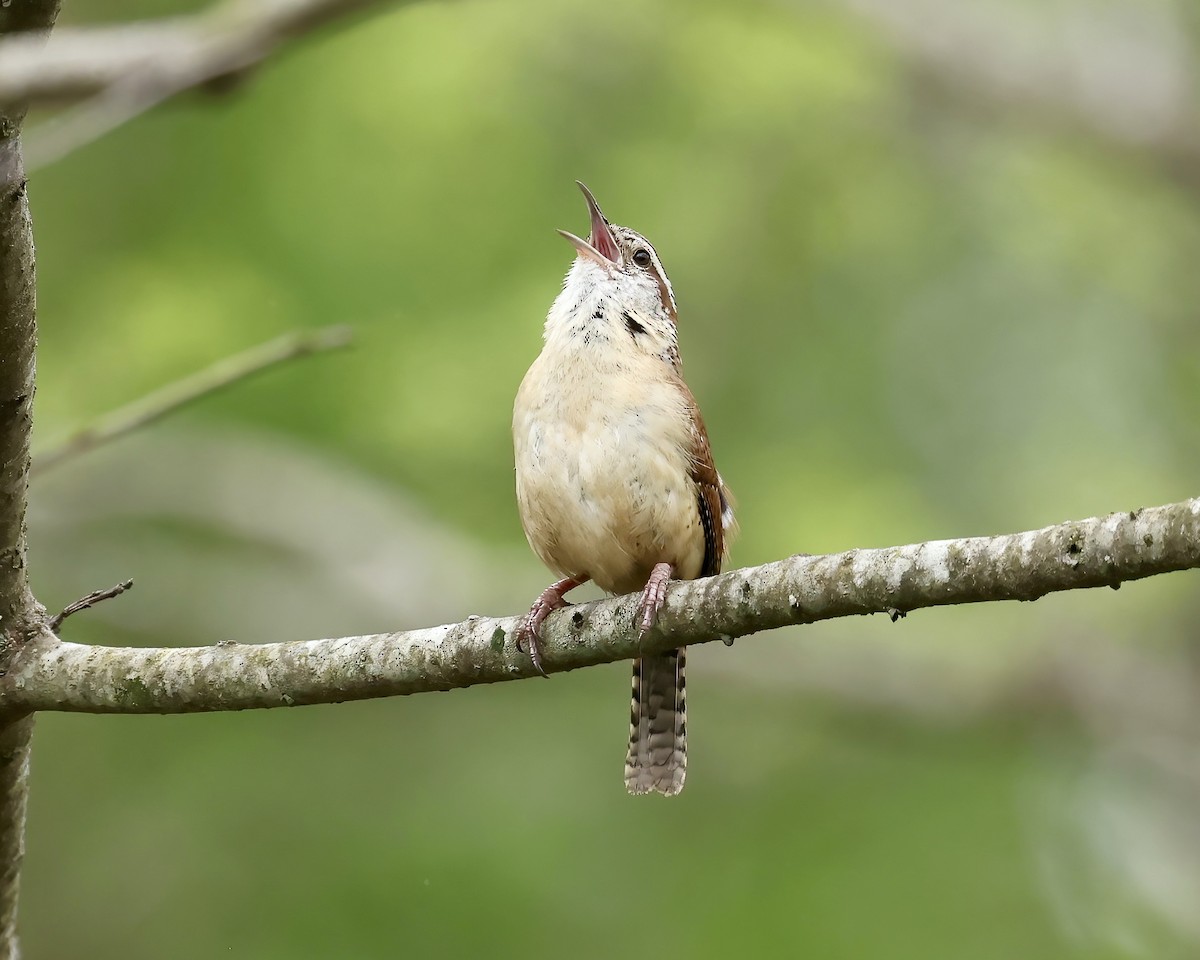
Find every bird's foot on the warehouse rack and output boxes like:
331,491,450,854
515,576,585,677
637,562,674,639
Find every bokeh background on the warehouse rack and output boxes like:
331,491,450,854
17,0,1200,956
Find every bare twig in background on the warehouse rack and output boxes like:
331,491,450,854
7,498,1199,714
0,0,418,168
26,77,199,171
48,580,134,633
32,324,352,476
0,3,62,957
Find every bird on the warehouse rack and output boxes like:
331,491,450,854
512,182,734,796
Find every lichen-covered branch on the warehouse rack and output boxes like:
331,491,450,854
0,3,62,957
8,498,1199,715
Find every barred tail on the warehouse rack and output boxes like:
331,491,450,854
624,647,686,796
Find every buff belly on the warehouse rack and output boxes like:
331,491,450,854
514,369,705,595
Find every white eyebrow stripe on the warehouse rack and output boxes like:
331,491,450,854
645,243,677,318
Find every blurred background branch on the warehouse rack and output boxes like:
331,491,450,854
0,0,418,168
10,498,1199,713
828,0,1200,192
0,0,407,104
4,0,1198,184
32,324,352,476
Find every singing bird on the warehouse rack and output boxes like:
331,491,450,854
512,183,734,796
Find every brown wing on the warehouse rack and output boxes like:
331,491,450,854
673,376,730,579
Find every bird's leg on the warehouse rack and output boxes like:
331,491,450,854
637,562,674,638
515,575,587,676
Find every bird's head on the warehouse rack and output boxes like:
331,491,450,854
559,182,678,325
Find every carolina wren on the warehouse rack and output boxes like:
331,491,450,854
512,182,734,796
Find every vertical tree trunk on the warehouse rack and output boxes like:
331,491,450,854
0,5,63,956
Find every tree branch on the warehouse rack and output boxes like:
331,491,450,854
8,498,1198,715
0,0,418,168
32,324,352,475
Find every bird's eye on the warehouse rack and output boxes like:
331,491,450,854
632,248,652,267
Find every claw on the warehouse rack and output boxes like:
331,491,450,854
637,562,674,638
516,576,586,677
514,617,548,677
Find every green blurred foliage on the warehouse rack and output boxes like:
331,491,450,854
17,0,1200,956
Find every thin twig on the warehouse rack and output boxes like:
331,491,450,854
48,579,134,632
32,324,352,476
6,498,1200,714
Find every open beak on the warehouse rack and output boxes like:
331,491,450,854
558,181,621,271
